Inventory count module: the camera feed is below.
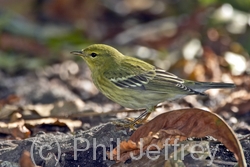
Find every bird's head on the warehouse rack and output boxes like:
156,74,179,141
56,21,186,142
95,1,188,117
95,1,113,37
71,44,124,71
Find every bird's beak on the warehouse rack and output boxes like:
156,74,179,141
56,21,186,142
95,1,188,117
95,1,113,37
70,51,83,55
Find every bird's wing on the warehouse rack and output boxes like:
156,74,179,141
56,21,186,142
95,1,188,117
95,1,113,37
145,68,205,95
103,61,155,90
103,57,204,95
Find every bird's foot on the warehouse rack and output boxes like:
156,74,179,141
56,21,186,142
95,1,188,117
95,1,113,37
112,118,139,130
112,116,149,130
113,109,153,129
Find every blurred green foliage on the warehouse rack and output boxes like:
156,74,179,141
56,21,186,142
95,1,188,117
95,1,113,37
0,0,249,73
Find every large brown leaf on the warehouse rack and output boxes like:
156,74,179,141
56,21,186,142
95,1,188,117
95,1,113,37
108,108,246,166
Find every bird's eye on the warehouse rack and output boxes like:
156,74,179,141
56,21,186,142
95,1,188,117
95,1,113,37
90,53,97,57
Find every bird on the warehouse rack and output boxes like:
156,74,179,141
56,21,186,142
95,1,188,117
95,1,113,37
71,44,235,127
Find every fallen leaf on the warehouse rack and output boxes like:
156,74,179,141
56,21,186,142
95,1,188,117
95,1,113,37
0,120,30,139
19,151,38,167
108,108,246,167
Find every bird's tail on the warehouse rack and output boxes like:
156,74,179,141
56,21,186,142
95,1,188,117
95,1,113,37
184,80,235,93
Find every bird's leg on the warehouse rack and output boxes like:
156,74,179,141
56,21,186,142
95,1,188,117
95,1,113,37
134,106,155,124
136,112,151,124
113,106,155,129
130,110,150,124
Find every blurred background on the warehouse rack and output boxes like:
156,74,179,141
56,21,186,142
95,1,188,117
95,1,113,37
1,0,249,74
0,0,250,135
